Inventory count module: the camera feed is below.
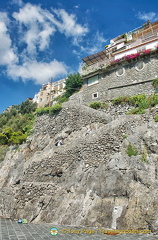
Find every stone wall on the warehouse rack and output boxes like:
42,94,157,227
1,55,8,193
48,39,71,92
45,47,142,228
70,54,158,105
0,102,158,231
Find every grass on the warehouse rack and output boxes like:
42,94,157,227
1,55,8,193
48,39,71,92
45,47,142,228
89,102,101,109
126,144,138,156
112,93,158,115
140,152,149,164
36,103,62,116
126,108,146,115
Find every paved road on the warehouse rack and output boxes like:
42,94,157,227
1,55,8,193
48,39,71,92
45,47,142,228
0,218,158,240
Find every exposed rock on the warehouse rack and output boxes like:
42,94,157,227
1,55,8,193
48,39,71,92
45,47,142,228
0,101,158,231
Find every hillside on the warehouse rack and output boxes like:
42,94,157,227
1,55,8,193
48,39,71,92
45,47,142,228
0,101,158,231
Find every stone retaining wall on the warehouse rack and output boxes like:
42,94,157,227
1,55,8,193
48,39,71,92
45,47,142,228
70,54,158,105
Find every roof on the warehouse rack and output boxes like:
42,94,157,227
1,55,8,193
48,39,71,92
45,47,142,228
82,49,109,66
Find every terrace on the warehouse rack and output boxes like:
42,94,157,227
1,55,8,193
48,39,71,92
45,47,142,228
81,21,158,77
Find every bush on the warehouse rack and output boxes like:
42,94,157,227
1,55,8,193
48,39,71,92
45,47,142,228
8,131,27,145
153,78,158,87
149,94,158,106
49,103,62,115
112,96,130,105
0,133,8,145
101,102,109,109
127,144,138,156
89,102,101,109
36,104,62,116
36,107,50,116
19,99,37,114
154,115,158,122
129,94,146,106
126,108,145,115
55,95,68,104
64,73,83,98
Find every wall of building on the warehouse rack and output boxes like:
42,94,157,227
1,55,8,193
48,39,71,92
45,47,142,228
34,78,66,108
115,40,158,60
71,53,158,105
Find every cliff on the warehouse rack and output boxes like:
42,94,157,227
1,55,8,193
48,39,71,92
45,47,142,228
0,101,158,231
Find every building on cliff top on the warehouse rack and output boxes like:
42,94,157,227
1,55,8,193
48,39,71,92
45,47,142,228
81,20,158,77
33,78,66,108
69,21,158,105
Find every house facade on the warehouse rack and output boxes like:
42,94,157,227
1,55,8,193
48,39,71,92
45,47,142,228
33,78,66,108
70,21,158,105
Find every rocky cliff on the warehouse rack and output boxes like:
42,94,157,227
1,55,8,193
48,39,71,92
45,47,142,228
0,102,158,231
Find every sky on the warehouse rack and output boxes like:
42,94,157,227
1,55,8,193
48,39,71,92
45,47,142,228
0,0,158,113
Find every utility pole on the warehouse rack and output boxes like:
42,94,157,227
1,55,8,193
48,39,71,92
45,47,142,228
49,77,53,107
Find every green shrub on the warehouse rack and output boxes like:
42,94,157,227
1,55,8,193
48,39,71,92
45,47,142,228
112,96,130,105
3,127,13,138
123,134,128,139
64,73,83,98
49,103,62,115
89,102,101,109
126,108,146,115
149,94,158,106
153,78,158,87
55,95,68,104
8,131,27,145
127,144,138,156
101,102,109,109
0,133,8,145
129,94,146,106
36,104,62,116
154,115,158,122
36,107,50,116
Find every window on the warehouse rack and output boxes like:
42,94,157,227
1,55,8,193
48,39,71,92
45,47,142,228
92,92,98,99
135,61,145,71
116,67,125,76
40,98,42,102
88,75,99,86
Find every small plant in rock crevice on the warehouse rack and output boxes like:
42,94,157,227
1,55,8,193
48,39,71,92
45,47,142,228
126,143,138,156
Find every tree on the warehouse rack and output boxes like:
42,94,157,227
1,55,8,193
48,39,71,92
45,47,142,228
64,73,83,97
19,100,37,114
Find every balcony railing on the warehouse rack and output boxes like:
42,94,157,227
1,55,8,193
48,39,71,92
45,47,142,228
81,32,158,77
81,58,113,76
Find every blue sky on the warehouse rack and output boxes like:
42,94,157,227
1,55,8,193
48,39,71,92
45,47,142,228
0,0,158,113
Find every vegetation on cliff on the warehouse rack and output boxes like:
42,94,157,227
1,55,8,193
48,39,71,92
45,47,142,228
54,72,83,104
89,93,158,116
0,99,37,145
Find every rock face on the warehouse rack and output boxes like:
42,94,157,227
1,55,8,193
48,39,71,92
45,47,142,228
0,102,158,231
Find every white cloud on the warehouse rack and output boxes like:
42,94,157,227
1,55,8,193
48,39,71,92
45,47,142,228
137,11,158,22
73,31,107,58
0,21,17,65
13,3,56,56
44,8,89,45
7,60,67,84
12,3,88,56
0,3,90,84
53,9,88,37
11,0,23,7
0,12,10,25
13,3,44,24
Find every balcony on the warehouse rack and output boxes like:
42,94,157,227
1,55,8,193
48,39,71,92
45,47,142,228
81,58,112,76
